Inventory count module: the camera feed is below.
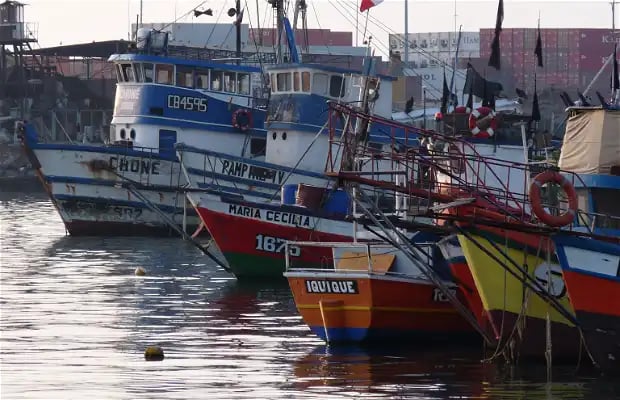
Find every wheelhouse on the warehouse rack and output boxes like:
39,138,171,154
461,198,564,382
108,54,262,97
265,63,394,120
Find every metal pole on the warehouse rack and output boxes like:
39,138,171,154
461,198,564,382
236,0,241,64
255,0,261,46
404,0,409,65
583,52,613,96
422,87,426,129
139,0,143,26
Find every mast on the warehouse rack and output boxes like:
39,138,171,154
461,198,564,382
404,0,409,65
275,0,284,63
293,0,308,54
236,0,241,63
139,0,143,26
613,0,616,32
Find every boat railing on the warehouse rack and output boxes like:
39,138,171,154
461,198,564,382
283,240,431,281
325,101,593,227
164,46,279,66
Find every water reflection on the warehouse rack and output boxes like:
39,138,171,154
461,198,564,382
1,194,619,400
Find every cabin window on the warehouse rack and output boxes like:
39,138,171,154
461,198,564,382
250,137,266,157
277,72,291,92
301,72,311,92
176,65,193,88
121,63,135,82
143,63,154,83
211,70,223,91
115,64,124,82
312,73,328,96
293,72,300,92
155,64,174,85
237,73,250,95
223,71,236,93
329,75,346,98
133,64,143,82
194,68,209,89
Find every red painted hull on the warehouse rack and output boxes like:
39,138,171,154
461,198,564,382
447,260,488,330
561,269,620,369
562,269,620,319
286,273,475,343
195,202,354,278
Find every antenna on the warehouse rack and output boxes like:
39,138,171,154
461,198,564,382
140,0,143,27
612,0,617,32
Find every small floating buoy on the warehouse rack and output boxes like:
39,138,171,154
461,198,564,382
135,267,146,276
144,346,164,361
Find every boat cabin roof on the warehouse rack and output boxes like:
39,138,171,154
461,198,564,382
108,53,260,74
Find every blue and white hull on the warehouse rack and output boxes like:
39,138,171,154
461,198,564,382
21,126,201,236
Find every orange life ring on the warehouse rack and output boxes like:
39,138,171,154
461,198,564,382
468,106,497,138
232,108,252,132
447,143,465,175
529,170,578,227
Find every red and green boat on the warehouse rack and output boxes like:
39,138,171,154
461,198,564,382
192,191,363,279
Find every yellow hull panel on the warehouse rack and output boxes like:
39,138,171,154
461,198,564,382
457,233,575,327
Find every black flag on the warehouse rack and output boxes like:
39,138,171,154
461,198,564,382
531,78,541,122
441,69,450,114
613,44,619,91
463,63,503,99
535,24,543,67
488,0,504,70
466,81,474,111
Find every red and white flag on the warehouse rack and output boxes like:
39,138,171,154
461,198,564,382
360,0,383,12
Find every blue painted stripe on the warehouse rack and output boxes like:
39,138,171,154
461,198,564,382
571,174,620,190
553,234,620,283
44,175,183,193
553,234,620,256
29,143,178,161
446,255,467,264
54,194,195,215
108,54,261,73
112,114,268,135
195,181,277,200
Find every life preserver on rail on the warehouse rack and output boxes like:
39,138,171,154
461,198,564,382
468,106,497,138
528,170,578,227
232,108,252,132
454,105,471,114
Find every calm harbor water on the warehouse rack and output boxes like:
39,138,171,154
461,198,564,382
1,192,618,399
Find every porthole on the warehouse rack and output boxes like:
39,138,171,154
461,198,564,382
120,128,126,139
282,132,287,140
272,131,277,140
130,129,136,139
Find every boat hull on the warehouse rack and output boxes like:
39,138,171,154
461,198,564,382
437,237,488,329
456,226,581,360
554,235,620,370
286,272,475,343
21,140,202,236
194,194,355,279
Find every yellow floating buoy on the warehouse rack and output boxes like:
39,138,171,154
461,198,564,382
144,346,164,361
135,267,146,276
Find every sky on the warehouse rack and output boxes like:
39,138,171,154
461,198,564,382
20,0,617,59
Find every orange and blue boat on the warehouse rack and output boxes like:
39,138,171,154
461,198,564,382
285,241,476,343
554,234,620,371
